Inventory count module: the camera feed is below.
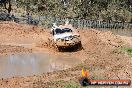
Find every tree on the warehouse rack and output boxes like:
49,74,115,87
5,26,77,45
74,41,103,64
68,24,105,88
0,0,12,13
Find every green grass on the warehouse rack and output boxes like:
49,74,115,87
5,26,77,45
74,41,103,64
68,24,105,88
112,47,132,55
65,81,80,88
121,47,132,55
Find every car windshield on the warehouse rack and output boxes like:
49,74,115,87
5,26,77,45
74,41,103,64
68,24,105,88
62,28,72,33
55,28,62,34
55,28,72,34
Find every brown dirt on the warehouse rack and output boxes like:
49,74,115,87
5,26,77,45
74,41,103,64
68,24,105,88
0,22,131,88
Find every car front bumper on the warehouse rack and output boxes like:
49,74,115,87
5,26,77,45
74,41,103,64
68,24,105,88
56,41,81,47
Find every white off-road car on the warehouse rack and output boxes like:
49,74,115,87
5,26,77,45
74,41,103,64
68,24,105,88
51,21,82,51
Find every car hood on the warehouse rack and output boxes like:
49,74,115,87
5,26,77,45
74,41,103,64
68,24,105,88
54,33,79,40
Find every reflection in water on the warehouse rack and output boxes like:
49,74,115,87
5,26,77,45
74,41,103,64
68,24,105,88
0,53,81,79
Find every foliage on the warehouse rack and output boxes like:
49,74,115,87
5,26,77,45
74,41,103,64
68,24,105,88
0,0,12,13
121,47,132,55
1,0,132,22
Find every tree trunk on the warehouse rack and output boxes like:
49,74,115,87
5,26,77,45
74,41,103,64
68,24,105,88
3,0,12,13
8,0,11,13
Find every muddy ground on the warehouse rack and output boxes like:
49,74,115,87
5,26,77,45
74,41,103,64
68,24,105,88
0,22,131,88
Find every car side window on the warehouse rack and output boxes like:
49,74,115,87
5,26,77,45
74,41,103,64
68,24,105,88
62,28,72,33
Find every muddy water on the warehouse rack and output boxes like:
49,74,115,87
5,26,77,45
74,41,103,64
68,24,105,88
0,53,81,79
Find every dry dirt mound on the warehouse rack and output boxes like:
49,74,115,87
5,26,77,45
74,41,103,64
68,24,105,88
0,22,131,88
0,21,49,41
0,21,51,55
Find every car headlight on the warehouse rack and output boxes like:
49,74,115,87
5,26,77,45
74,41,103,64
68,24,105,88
61,38,64,41
74,35,80,37
65,37,69,40
56,38,61,41
77,35,80,37
56,38,65,41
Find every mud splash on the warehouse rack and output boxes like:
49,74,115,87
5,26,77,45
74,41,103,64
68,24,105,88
0,53,81,79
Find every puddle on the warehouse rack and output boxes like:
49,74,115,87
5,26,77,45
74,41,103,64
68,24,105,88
0,53,81,79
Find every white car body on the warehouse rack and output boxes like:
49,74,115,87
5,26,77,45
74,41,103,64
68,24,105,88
51,22,81,48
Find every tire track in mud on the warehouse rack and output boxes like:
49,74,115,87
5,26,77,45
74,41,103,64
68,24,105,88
0,22,131,88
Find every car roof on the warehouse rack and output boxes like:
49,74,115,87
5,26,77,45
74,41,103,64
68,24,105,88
59,24,74,30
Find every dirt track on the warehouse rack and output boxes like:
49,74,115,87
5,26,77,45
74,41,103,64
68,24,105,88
0,22,131,88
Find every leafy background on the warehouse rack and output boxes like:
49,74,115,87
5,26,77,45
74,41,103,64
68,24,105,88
1,0,132,23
